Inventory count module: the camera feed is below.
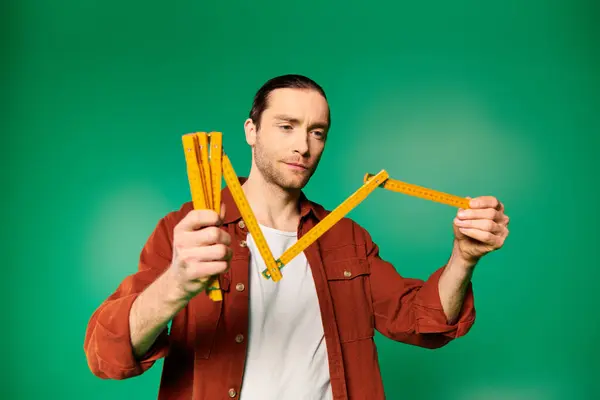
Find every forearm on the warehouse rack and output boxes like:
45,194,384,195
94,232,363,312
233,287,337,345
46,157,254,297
129,269,189,358
438,254,476,325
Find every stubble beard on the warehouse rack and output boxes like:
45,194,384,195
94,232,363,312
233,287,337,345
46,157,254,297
253,136,316,191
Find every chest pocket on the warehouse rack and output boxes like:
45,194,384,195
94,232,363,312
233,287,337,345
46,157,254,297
322,244,374,343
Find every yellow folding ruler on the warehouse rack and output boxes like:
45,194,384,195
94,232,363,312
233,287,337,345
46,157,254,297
182,132,224,301
364,173,471,209
183,131,471,292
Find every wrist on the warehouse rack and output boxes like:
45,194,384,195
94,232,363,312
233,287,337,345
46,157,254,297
453,239,480,264
448,249,477,276
161,269,194,308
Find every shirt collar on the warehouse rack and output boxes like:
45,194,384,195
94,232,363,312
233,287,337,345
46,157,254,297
221,176,326,224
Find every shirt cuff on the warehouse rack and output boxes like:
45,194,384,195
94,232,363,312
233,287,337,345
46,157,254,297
89,293,170,379
412,266,476,338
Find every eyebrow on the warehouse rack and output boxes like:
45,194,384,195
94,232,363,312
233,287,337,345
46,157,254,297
273,114,329,130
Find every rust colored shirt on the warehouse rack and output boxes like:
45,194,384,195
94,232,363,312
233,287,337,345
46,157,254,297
84,179,476,399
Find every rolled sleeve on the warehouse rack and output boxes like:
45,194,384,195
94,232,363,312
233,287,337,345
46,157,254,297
412,266,475,338
86,289,170,379
84,215,174,379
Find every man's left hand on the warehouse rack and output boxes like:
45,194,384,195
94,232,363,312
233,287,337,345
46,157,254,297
452,196,510,266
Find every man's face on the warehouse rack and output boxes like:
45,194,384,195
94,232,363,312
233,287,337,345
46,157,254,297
245,88,330,190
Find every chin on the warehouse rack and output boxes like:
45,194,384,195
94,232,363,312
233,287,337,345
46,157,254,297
286,173,313,190
272,171,307,190
278,178,306,190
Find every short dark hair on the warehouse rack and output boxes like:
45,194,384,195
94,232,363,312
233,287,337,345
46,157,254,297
249,74,330,130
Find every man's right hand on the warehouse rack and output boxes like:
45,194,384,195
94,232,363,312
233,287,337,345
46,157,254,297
167,206,232,302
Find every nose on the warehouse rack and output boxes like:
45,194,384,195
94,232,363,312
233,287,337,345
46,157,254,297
292,130,310,157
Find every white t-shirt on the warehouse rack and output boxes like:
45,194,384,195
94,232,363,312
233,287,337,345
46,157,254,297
239,224,332,400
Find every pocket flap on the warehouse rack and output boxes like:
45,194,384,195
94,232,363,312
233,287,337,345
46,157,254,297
324,257,369,281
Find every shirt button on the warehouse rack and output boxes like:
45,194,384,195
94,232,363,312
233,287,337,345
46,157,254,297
235,282,245,292
238,220,246,229
228,388,237,397
239,240,247,248
235,334,244,343
343,270,352,277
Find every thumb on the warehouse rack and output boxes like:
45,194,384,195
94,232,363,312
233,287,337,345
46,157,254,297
220,202,226,221
465,195,474,209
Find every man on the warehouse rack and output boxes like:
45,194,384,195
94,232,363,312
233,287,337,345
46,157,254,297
84,74,510,399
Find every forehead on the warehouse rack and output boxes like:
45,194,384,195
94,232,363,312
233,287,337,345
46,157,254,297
263,88,329,122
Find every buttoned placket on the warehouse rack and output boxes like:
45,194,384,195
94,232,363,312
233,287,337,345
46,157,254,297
222,219,251,399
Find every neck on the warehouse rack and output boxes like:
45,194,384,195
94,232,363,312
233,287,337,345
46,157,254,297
242,170,302,232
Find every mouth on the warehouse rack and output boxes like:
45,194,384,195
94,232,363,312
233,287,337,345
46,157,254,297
283,162,309,171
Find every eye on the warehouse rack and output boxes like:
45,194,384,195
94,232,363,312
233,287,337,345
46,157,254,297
279,124,293,131
311,130,325,140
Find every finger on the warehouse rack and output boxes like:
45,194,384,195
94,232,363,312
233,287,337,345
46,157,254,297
469,196,501,210
457,208,503,222
454,218,503,234
457,228,505,247
185,243,232,262
182,226,231,247
187,261,230,280
176,209,222,232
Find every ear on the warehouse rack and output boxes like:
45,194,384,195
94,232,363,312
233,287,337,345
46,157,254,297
244,118,257,146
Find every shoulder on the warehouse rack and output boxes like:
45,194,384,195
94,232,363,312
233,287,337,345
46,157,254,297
148,201,194,243
162,201,194,227
135,202,195,268
309,199,374,248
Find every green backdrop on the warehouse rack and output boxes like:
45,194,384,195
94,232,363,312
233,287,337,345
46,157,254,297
4,0,599,399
